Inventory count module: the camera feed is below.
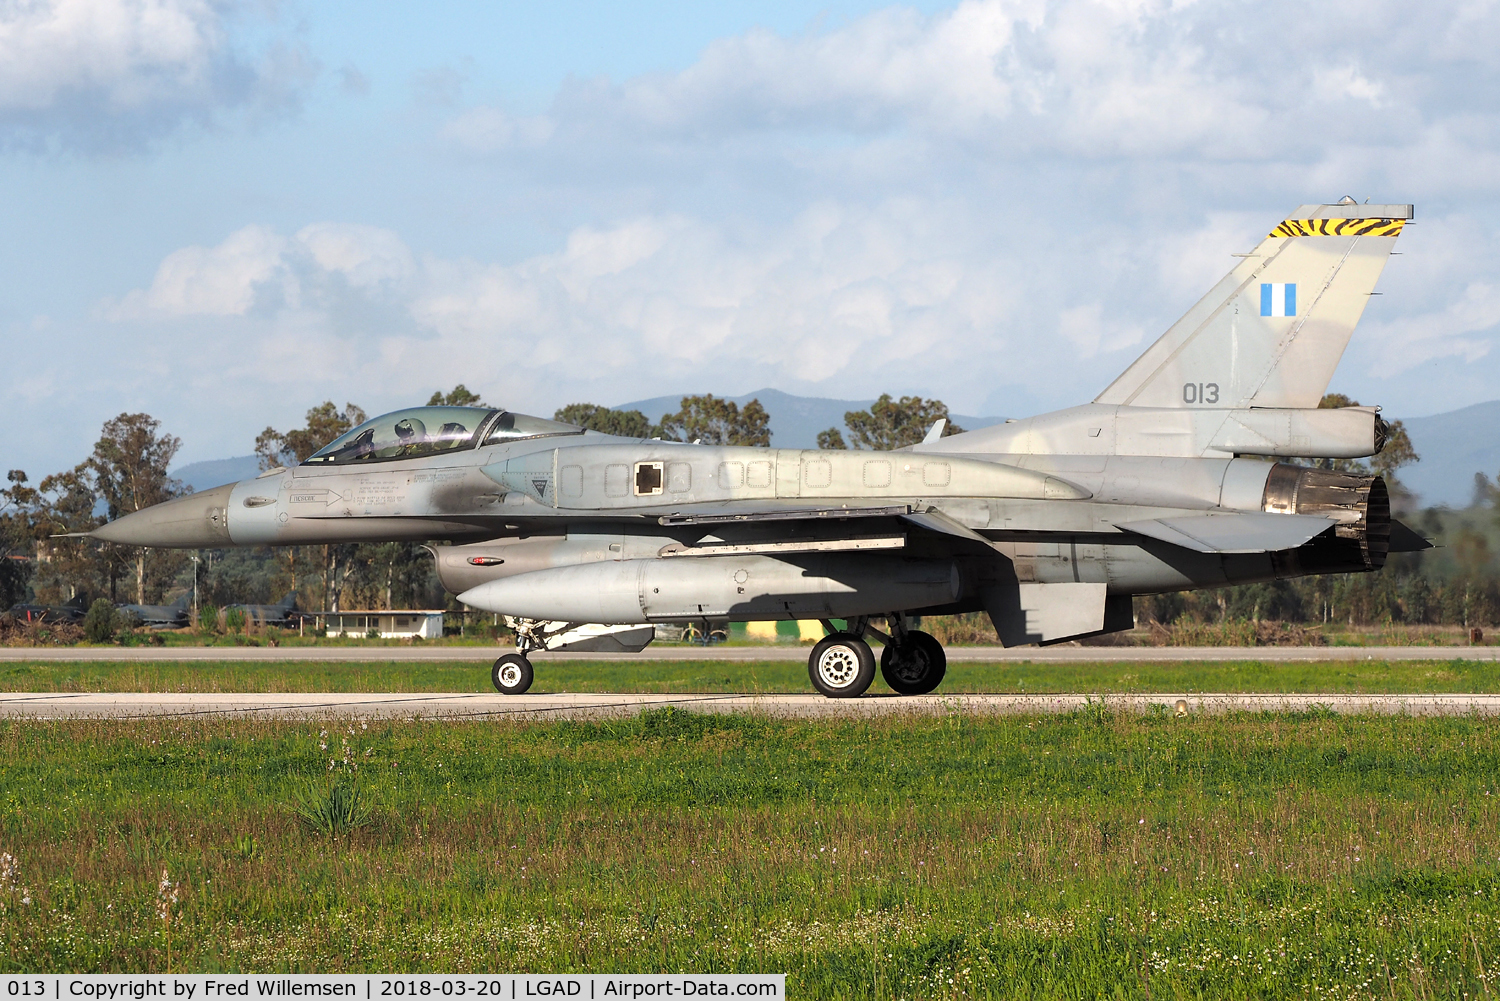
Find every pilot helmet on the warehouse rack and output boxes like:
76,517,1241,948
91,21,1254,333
393,417,427,441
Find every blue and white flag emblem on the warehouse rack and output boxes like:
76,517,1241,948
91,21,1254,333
1260,283,1297,317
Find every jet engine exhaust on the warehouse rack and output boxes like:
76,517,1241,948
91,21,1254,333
1262,463,1390,574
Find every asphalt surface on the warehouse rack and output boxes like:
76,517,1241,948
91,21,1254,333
0,645,1495,662
1,691,1497,719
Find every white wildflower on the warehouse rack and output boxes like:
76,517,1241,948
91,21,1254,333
157,869,179,923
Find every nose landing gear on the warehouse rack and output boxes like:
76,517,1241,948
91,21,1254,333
806,614,948,698
491,652,534,694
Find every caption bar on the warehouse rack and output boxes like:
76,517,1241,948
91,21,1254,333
1,977,783,1001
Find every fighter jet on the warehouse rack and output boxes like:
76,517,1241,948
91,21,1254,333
5,594,87,624
117,592,191,629
223,593,300,629
92,200,1428,698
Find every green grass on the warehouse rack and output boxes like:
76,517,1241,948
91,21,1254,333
1,708,1499,996
1,655,1500,694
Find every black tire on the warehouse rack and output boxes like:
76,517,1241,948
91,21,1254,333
880,630,947,695
807,633,876,698
491,653,534,695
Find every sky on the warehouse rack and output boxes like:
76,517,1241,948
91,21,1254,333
4,0,1500,474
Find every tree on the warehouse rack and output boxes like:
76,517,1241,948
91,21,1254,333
428,385,489,408
89,413,189,605
816,427,848,449
1371,420,1419,483
836,395,965,450
255,401,368,471
658,395,771,446
82,598,119,644
0,471,38,609
1314,394,1419,488
31,465,107,605
554,404,655,438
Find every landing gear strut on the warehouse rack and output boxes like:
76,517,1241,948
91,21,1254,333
490,617,549,695
806,614,948,698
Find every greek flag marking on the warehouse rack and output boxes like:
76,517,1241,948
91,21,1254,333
1260,283,1296,317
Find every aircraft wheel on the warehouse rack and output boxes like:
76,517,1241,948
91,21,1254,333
491,653,534,695
808,633,876,698
880,629,947,695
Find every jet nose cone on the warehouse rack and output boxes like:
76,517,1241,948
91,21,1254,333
91,483,236,548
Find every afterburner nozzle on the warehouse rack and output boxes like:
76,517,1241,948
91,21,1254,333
90,482,236,548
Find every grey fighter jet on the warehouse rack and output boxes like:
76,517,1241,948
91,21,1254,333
92,200,1429,698
224,593,300,629
117,591,190,629
6,594,87,624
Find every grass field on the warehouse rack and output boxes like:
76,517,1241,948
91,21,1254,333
0,707,1499,995
1,655,1499,695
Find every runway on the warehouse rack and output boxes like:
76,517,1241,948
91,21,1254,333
2,690,1498,719
0,645,1494,662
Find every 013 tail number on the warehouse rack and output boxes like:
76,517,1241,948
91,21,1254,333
1183,383,1219,404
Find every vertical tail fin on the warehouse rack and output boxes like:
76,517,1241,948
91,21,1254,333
1095,201,1412,409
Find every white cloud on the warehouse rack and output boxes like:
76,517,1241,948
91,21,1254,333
447,0,1480,165
1314,65,1387,108
1361,281,1500,373
439,106,553,151
0,0,218,109
106,222,421,320
108,224,288,317
0,0,310,149
105,203,1084,413
297,223,415,290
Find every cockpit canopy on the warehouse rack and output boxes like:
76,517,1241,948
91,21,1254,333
303,407,582,465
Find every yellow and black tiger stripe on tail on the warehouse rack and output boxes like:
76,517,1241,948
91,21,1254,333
1270,218,1406,238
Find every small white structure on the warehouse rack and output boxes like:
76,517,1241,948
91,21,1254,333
315,610,445,640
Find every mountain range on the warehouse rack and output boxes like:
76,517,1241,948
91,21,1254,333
171,391,1497,511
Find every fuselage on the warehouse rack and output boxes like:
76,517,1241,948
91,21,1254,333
93,415,1386,626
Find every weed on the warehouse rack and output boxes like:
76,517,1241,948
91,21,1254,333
288,776,372,838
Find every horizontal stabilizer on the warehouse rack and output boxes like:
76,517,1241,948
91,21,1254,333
1117,512,1337,554
1388,518,1433,553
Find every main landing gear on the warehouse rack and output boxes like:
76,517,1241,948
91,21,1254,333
807,614,947,699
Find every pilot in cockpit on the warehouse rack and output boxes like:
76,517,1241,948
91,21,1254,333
435,422,469,449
